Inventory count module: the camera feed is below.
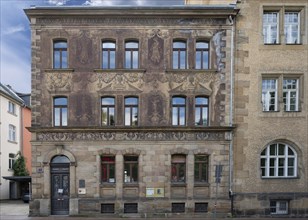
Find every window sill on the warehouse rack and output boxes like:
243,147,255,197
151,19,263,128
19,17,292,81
94,68,146,73
100,183,116,188
7,111,17,116
8,140,17,144
44,68,74,72
171,183,186,187
194,182,210,187
123,183,139,187
166,69,217,73
261,176,299,179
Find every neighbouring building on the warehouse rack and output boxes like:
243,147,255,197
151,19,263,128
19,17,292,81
0,83,31,200
25,2,238,216
233,0,308,217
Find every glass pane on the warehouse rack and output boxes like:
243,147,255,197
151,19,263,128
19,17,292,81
173,97,185,105
261,158,266,166
261,149,266,155
132,107,138,125
126,42,138,48
54,108,60,126
288,158,294,166
62,51,67,68
270,158,275,166
51,155,70,163
125,51,131,68
125,108,131,126
62,108,67,126
173,42,186,48
173,51,178,69
102,97,115,105
288,168,294,176
200,163,207,181
132,163,138,182
278,158,284,166
110,51,115,68
278,168,284,176
180,51,186,69
172,108,178,125
132,51,138,69
125,97,138,105
194,164,199,180
54,42,67,48
270,144,276,155
196,42,208,49
54,51,60,68
195,108,201,125
109,164,115,180
196,51,201,69
102,108,107,125
103,42,115,48
288,147,294,155
261,168,265,177
109,108,115,125
278,144,285,155
269,168,275,176
54,97,67,105
203,52,209,69
202,108,208,125
102,164,108,182
179,107,185,125
102,51,108,69
178,163,185,182
196,97,208,105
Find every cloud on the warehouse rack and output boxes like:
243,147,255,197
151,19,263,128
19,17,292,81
83,0,116,6
2,24,26,35
48,0,68,6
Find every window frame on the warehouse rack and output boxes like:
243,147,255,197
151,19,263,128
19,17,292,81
172,96,186,126
53,97,68,127
171,154,186,183
270,200,289,214
173,40,187,69
8,124,16,142
260,143,297,178
101,156,116,183
283,78,299,111
102,40,116,69
101,97,116,126
284,12,300,44
9,153,15,169
262,79,278,112
124,97,138,126
194,155,209,183
195,41,209,69
53,40,68,69
123,155,138,183
195,96,209,126
8,101,16,115
263,11,280,44
125,41,139,69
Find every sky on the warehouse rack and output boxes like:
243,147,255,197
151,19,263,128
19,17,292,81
0,0,185,94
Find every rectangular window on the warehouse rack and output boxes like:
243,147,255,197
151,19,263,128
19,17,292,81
9,124,16,142
283,79,299,111
124,97,138,126
101,97,115,126
270,201,288,214
172,97,186,126
173,41,187,69
171,155,186,183
124,203,138,213
263,12,279,44
195,203,208,213
194,155,209,183
125,41,139,69
284,12,300,44
8,101,16,114
54,97,68,126
53,41,68,69
101,156,115,183
101,204,115,213
124,156,138,183
172,203,185,213
195,41,209,69
262,79,278,111
195,97,209,126
9,153,15,169
102,41,116,69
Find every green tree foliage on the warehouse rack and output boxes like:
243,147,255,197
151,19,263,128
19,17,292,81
13,151,29,176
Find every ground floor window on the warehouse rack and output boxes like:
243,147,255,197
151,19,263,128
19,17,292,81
172,203,185,213
270,200,288,214
195,203,208,212
124,203,138,213
101,203,115,213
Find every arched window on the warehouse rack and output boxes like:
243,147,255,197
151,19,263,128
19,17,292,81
124,97,138,126
260,143,297,178
172,96,186,126
195,41,209,69
195,96,209,126
125,41,139,69
173,40,187,69
51,155,70,163
101,97,115,126
102,41,116,69
53,40,67,69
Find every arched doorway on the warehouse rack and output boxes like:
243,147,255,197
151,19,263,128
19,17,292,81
50,155,70,215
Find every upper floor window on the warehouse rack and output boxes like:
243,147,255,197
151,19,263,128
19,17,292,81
194,155,209,183
9,153,15,169
54,97,68,127
124,97,138,126
172,97,186,126
9,124,16,142
101,156,115,183
171,154,186,183
284,12,300,44
173,41,187,69
101,97,115,126
262,79,277,111
102,41,116,69
283,79,299,111
8,101,16,114
195,97,209,126
125,41,139,69
124,156,138,183
195,41,209,69
53,40,68,69
263,12,279,44
260,143,297,178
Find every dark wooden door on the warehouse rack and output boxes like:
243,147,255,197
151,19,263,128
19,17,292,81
51,164,69,215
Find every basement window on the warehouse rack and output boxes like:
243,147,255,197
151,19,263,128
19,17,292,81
101,203,114,213
270,200,288,214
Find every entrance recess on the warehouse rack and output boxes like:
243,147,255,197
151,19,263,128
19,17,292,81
50,155,70,215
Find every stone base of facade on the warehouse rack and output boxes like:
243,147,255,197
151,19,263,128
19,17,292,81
234,192,308,218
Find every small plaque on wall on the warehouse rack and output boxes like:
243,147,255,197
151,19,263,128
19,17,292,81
78,188,86,194
146,188,164,198
37,167,44,173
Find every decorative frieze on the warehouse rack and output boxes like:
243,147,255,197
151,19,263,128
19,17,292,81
46,71,72,91
36,130,227,142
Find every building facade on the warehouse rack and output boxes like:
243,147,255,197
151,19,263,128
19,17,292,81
233,0,308,217
0,84,28,199
25,4,238,217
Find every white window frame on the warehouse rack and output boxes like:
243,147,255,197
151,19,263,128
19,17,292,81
261,143,297,178
284,12,300,44
263,12,279,44
9,153,15,169
283,79,299,111
270,201,288,214
9,124,16,142
8,101,16,114
262,79,278,111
